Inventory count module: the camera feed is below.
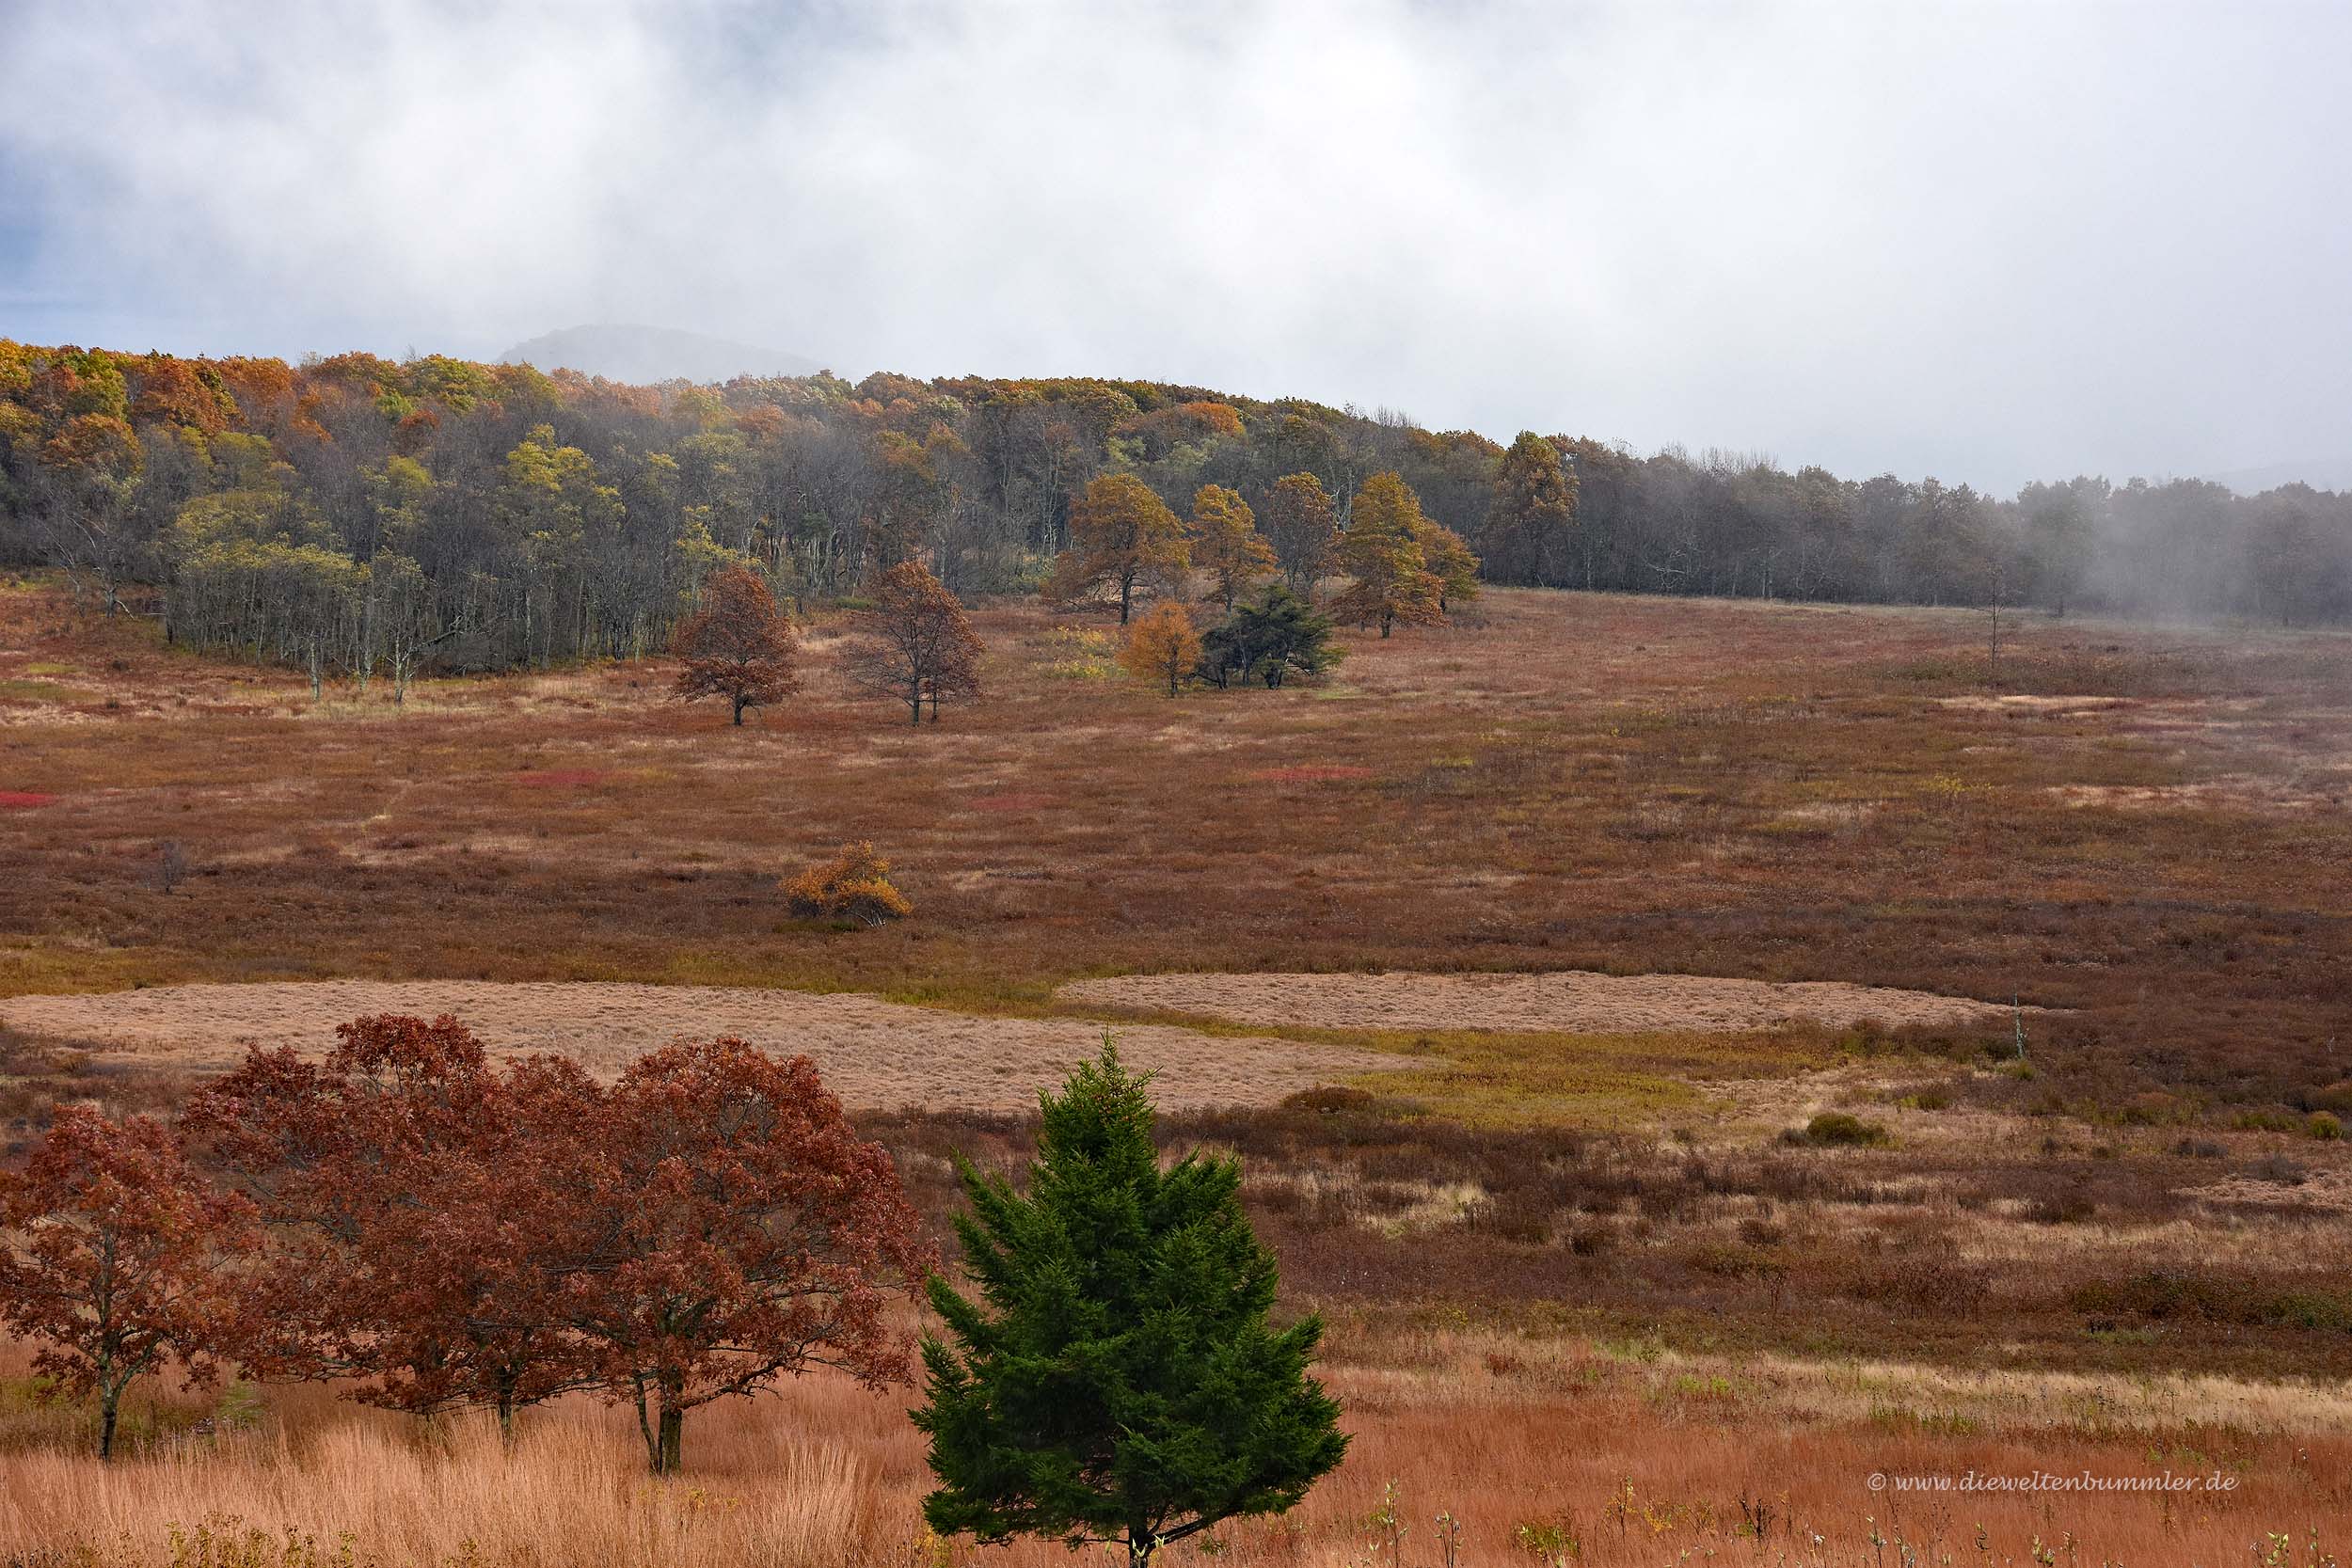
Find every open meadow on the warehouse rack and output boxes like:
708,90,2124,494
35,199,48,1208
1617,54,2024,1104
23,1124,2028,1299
5,576,2352,1564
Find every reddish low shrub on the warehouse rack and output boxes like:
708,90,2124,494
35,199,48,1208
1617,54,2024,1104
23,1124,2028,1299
1245,766,1375,784
967,792,1058,814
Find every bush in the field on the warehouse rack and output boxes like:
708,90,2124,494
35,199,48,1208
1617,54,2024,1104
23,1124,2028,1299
784,841,913,927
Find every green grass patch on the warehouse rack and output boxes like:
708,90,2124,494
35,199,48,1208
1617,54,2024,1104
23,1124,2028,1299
0,678,90,703
1312,1025,1834,1130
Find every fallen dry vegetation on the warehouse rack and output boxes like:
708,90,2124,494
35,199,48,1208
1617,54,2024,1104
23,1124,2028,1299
6,577,2352,1560
1056,968,2026,1034
0,979,1400,1113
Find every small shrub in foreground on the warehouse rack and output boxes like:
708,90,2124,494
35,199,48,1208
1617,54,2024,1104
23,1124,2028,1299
784,841,913,927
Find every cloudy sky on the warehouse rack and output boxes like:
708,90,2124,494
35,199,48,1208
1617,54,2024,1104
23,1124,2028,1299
3,0,2346,492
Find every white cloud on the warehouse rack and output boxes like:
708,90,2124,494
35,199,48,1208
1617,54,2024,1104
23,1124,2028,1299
4,0,2348,490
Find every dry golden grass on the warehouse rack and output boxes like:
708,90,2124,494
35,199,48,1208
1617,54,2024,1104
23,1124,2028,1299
1057,969,2026,1034
0,979,1404,1113
3,1335,2344,1567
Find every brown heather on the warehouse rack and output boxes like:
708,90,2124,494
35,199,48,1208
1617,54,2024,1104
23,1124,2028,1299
6,576,2352,1561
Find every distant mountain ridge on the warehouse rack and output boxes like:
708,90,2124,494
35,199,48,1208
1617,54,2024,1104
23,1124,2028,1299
2204,456,2352,497
499,324,827,385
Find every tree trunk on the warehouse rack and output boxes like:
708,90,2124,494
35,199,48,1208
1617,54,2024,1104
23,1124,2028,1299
657,1399,684,1474
496,1390,517,1451
634,1377,659,1471
1119,576,1133,624
907,678,923,725
99,1387,121,1461
732,694,748,725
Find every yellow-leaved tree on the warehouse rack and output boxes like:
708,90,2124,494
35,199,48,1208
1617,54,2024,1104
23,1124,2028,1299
1331,472,1444,637
1119,602,1202,696
1045,474,1188,624
1415,518,1481,613
1189,483,1276,611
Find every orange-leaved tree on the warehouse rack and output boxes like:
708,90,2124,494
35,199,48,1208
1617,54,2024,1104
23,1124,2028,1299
842,560,983,725
1331,472,1444,637
1046,474,1188,623
1189,483,1276,611
0,1105,257,1459
191,1018,933,1473
672,562,800,724
1119,602,1202,697
543,1039,936,1473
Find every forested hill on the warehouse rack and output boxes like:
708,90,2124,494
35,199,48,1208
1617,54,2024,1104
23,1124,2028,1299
3,340,2348,675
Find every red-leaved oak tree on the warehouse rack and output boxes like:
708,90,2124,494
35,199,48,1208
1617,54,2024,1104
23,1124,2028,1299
0,1105,257,1458
186,1016,934,1470
546,1038,937,1472
185,1015,597,1444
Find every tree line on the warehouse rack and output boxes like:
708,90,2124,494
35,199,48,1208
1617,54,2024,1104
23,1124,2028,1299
4,340,2348,687
0,1022,1343,1565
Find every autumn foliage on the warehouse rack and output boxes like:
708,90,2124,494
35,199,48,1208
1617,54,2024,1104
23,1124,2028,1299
0,1105,255,1458
841,561,984,724
183,1016,596,1442
550,1038,936,1472
8,336,2352,689
1047,473,1189,623
0,1014,938,1471
1331,471,1446,637
1188,483,1276,610
1258,472,1340,594
784,840,914,927
1119,602,1203,696
672,563,800,724
1484,431,1578,584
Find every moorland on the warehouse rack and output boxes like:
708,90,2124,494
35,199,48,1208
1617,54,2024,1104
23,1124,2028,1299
4,567,2351,1565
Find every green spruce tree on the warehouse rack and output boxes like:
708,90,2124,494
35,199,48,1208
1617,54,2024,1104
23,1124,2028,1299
914,1043,1347,1567
1227,583,1343,688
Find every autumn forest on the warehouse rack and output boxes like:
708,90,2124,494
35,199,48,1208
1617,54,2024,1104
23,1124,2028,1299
6,341,2350,690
